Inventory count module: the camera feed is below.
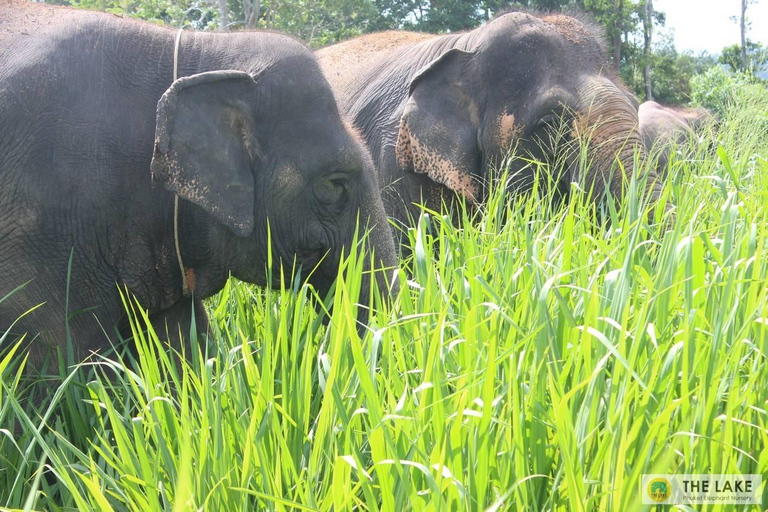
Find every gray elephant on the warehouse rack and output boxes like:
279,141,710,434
638,101,716,170
0,3,396,370
317,12,667,226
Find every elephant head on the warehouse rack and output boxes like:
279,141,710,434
394,12,665,215
150,54,397,309
639,101,718,171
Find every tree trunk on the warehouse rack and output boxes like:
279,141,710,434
643,0,653,101
244,0,261,29
740,0,747,70
218,0,229,32
253,0,261,28
612,0,623,71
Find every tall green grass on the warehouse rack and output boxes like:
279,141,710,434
2,87,767,511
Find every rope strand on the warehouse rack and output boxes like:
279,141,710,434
172,28,190,297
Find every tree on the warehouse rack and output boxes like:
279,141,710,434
719,41,768,74
577,0,641,71
419,0,484,32
730,0,760,71
647,36,694,104
218,0,229,30
611,0,623,70
369,0,573,34
740,0,747,70
642,0,652,100
46,0,711,107
242,0,260,29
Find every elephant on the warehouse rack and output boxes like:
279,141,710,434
0,2,396,371
638,101,717,170
317,12,669,227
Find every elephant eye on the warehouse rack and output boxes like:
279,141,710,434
534,110,573,145
316,176,349,207
535,114,558,130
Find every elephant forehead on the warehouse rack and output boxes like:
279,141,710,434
541,14,596,46
275,164,304,189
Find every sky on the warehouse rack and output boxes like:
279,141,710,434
654,0,768,54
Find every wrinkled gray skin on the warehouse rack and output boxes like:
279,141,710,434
0,3,396,370
639,101,716,170
318,12,667,226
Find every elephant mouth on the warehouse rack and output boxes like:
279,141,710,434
293,246,336,291
296,246,328,266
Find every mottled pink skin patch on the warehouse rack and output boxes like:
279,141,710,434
185,268,197,294
497,111,521,150
395,118,414,170
395,120,478,201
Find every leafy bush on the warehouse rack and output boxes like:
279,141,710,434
646,45,695,105
690,65,768,117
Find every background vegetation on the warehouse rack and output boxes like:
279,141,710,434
2,61,768,510
37,0,768,105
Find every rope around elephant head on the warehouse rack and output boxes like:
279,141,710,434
172,28,191,298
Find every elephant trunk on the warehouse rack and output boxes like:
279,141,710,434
315,185,397,327
358,189,399,312
574,78,665,208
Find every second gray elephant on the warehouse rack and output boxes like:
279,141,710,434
318,12,669,226
639,101,716,171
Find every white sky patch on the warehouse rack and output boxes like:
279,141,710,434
653,0,768,54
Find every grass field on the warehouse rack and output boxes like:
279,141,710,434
2,86,768,511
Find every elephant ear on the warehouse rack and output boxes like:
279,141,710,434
151,70,260,237
395,48,481,201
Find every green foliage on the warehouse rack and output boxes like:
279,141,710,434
41,0,755,104
719,41,768,75
257,0,379,47
620,32,718,105
39,0,715,104
417,0,486,32
652,59,692,104
3,87,768,510
645,37,694,105
64,0,216,28
576,0,701,105
40,0,585,44
579,0,641,59
690,65,768,120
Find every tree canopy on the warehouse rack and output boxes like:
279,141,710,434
40,0,765,105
